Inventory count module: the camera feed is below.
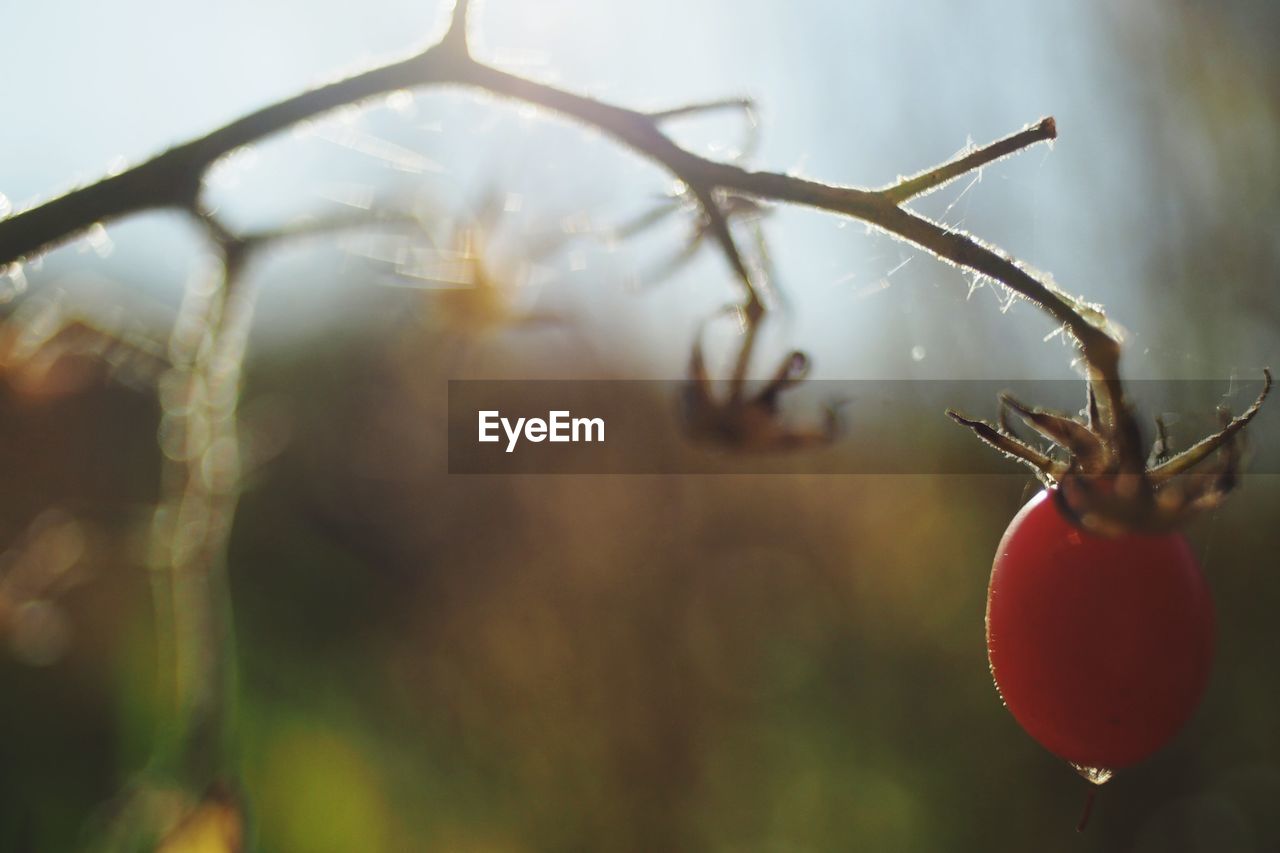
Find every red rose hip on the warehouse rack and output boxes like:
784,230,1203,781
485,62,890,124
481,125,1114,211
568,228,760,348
986,489,1215,771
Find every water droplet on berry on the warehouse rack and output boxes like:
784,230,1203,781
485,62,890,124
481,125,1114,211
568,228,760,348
1071,763,1113,786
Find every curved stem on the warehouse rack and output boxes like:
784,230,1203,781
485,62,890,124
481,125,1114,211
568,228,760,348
0,26,1096,369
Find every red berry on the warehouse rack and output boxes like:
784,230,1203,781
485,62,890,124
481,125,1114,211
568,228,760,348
986,489,1214,770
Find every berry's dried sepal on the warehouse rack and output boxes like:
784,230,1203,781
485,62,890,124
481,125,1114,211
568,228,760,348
945,408,1063,483
950,369,1271,533
999,392,1107,469
1147,372,1271,482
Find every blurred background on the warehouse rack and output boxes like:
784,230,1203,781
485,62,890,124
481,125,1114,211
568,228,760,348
1,0,1278,850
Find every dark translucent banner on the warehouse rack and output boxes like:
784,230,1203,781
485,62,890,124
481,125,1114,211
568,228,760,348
447,379,1276,475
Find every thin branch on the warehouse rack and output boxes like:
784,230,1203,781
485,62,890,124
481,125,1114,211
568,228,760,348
440,0,473,57
883,117,1057,205
689,184,764,318
0,15,1117,419
606,200,681,242
0,50,449,263
651,97,756,122
0,45,1068,342
651,97,760,161
437,60,1118,374
238,208,429,251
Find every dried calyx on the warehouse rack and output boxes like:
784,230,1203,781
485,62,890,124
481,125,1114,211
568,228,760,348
949,367,1271,535
682,310,840,452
